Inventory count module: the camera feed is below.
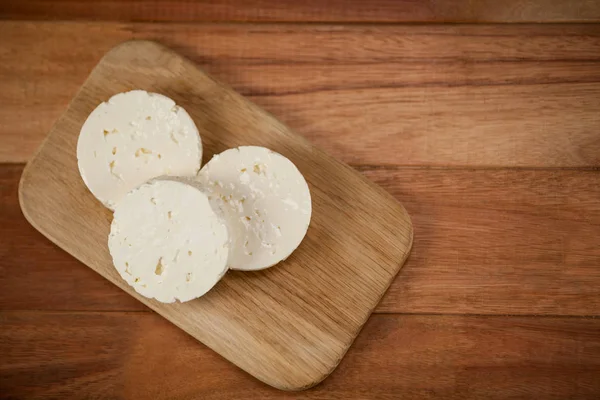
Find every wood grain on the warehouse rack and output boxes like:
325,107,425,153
2,22,600,166
1,0,599,23
18,41,413,390
5,164,600,316
2,311,600,399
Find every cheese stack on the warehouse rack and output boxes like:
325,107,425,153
77,90,311,303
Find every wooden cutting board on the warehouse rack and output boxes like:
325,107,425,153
18,40,413,391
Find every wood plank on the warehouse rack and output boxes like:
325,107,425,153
1,0,600,23
2,312,599,398
4,164,600,316
372,167,600,315
2,22,600,166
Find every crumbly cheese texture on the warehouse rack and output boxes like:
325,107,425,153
108,179,229,303
77,90,202,210
197,146,312,271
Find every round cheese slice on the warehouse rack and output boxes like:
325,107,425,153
197,146,312,271
108,179,229,303
77,90,202,210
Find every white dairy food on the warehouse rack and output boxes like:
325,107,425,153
197,146,312,271
108,179,229,303
77,90,202,210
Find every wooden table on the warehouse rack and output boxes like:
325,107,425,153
1,2,600,399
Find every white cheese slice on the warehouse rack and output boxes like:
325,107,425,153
196,146,312,271
108,179,229,303
77,90,202,210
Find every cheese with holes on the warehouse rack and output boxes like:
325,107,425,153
77,90,202,210
108,179,229,303
196,146,312,271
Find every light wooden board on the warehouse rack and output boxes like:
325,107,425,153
17,40,413,391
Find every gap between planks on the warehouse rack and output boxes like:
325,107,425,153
1,310,599,319
1,0,600,24
5,19,600,26
4,162,600,172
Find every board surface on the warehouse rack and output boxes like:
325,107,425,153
18,40,413,391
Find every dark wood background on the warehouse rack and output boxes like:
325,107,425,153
1,1,600,399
